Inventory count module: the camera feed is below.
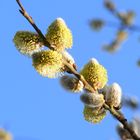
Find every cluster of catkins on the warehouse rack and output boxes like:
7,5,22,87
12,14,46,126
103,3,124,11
13,18,74,78
13,18,122,124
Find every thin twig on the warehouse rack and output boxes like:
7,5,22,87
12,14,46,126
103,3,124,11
106,7,123,23
16,0,52,48
105,8,140,32
16,1,140,140
105,21,140,32
104,104,140,140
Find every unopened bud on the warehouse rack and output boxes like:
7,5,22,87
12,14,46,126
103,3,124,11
105,83,122,108
80,93,105,108
116,31,128,42
90,19,104,31
104,0,115,11
60,75,84,93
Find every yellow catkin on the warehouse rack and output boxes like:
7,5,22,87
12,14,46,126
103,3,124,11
80,93,105,108
83,106,106,124
80,58,108,90
32,50,64,78
46,18,73,51
13,31,43,56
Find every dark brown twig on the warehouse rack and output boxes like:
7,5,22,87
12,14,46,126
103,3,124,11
15,0,140,140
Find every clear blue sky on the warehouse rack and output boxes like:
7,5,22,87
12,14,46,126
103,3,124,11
0,0,140,140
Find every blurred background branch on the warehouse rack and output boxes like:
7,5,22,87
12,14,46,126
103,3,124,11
89,0,140,66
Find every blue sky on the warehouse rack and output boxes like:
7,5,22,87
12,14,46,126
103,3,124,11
0,0,140,140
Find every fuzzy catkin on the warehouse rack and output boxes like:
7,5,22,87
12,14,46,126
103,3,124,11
32,50,64,78
83,106,107,124
46,18,73,51
80,58,108,90
105,83,122,108
80,92,105,108
13,31,43,56
60,75,84,93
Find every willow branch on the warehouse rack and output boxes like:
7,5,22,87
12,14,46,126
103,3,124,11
104,104,140,140
16,0,52,48
16,1,140,140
